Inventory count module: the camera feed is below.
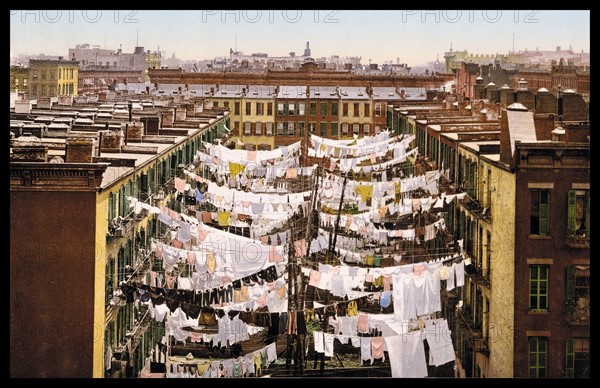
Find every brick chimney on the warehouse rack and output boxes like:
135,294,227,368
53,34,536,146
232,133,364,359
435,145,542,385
122,121,144,142
98,129,123,152
65,137,97,163
11,133,48,162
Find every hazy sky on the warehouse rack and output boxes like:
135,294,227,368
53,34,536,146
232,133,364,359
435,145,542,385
10,10,590,66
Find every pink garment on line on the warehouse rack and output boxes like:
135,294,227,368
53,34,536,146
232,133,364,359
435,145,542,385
172,239,184,249
197,229,209,242
357,313,369,334
269,246,284,263
309,270,321,287
175,177,186,192
294,238,307,258
371,337,386,363
187,251,195,265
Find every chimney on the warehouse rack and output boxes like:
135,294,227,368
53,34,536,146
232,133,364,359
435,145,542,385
518,78,528,91
99,128,123,152
65,137,96,163
11,133,48,162
551,126,565,141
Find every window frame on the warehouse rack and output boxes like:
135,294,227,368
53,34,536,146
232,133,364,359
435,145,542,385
530,189,550,236
528,337,548,378
529,265,549,312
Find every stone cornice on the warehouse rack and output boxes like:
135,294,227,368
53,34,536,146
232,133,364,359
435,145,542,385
10,162,109,192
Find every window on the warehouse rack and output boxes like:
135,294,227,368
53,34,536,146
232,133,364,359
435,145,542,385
486,231,491,277
531,190,550,235
213,101,219,108
41,70,46,80
375,125,381,133
265,122,273,135
353,124,360,136
108,192,116,222
234,102,240,115
299,122,305,135
363,124,370,135
478,227,484,268
245,102,251,115
308,122,316,134
529,265,549,311
566,338,590,378
342,123,349,136
331,123,338,136
267,102,273,115
309,103,317,115
528,337,547,378
277,122,283,135
234,121,240,132
353,103,359,117
566,265,590,323
298,103,305,115
140,173,148,200
224,101,230,108
320,103,327,116
244,122,251,135
256,102,264,115
375,103,382,117
58,69,61,79
70,68,74,79
255,122,262,135
282,122,288,136
288,122,295,136
320,122,327,136
288,103,295,115
567,190,589,236
364,103,370,117
331,103,338,116
343,103,348,116
277,103,285,115
105,257,115,305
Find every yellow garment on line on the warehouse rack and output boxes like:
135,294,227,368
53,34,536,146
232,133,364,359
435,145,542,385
229,162,245,179
378,206,388,218
217,211,231,226
206,252,217,272
355,185,374,202
347,300,359,316
373,275,384,288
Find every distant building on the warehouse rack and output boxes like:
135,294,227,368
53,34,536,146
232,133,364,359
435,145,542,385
10,65,29,94
69,43,161,82
444,46,590,74
28,58,79,98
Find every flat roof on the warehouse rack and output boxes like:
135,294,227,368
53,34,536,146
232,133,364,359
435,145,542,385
459,140,500,153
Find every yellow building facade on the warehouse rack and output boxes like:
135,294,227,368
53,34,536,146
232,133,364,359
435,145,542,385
455,142,516,378
29,59,79,98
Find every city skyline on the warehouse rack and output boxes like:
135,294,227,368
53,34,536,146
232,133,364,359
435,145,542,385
10,10,590,66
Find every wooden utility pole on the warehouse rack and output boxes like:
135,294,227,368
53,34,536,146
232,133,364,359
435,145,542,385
328,172,348,264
